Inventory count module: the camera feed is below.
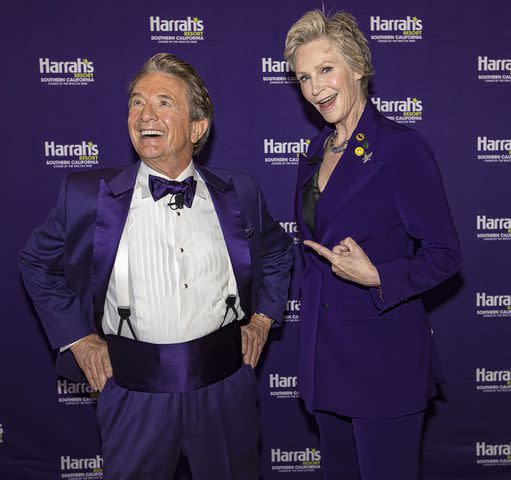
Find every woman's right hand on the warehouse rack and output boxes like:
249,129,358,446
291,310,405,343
303,237,381,287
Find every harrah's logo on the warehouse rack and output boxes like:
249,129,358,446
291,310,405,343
476,442,511,457
477,136,511,152
262,58,290,73
279,221,298,234
478,56,511,72
286,299,301,312
476,368,511,383
57,379,94,395
371,97,422,113
150,16,204,32
476,215,511,231
39,58,94,74
269,373,298,389
61,455,103,471
476,292,511,308
271,448,321,463
45,141,99,157
370,16,423,31
264,139,309,155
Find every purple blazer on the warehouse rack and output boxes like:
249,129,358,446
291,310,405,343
296,101,461,418
19,161,293,382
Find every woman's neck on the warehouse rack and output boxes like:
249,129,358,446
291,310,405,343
333,96,367,146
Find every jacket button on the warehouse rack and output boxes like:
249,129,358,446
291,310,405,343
322,302,329,311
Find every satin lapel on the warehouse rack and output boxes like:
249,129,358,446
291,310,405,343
92,162,140,322
197,166,252,316
314,101,385,241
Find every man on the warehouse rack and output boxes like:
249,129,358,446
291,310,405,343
19,53,293,479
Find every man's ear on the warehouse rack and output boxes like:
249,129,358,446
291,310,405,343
191,118,209,144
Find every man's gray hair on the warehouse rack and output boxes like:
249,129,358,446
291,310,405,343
128,53,213,155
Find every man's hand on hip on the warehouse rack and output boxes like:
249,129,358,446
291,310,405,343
241,313,272,368
70,333,112,391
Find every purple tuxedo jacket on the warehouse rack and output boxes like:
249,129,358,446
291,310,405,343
19,161,293,382
296,101,461,418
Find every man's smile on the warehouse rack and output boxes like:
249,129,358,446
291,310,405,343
140,129,166,137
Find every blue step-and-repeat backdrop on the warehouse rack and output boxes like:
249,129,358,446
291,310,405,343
2,0,510,478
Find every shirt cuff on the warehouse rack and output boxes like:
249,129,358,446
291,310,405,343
59,338,83,352
255,312,274,324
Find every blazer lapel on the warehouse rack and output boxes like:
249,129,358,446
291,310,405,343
92,161,140,323
297,127,331,192
314,101,385,241
296,128,331,242
197,166,252,317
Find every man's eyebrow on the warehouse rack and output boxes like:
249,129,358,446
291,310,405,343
130,92,175,100
155,94,175,101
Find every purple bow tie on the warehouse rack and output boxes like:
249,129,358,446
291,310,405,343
148,175,197,208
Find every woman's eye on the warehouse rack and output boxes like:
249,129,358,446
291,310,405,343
299,75,309,83
321,66,332,74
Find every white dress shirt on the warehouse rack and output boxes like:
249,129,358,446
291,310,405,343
101,160,243,344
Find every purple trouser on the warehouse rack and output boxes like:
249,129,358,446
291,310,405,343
315,410,424,480
97,324,261,479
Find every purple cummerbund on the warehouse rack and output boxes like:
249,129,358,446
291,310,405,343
105,321,242,393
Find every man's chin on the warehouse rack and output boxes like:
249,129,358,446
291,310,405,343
136,149,165,163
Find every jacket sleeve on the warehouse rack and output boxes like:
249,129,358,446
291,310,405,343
370,131,462,311
251,177,294,326
18,176,93,349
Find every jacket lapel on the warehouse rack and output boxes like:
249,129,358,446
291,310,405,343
92,162,140,323
197,165,252,317
296,128,330,242
314,101,385,241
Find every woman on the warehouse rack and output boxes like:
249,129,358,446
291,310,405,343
284,10,461,480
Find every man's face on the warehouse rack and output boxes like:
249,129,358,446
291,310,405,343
128,72,199,170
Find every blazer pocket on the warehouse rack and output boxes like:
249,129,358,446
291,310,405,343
337,293,390,322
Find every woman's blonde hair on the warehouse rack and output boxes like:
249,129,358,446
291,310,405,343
284,10,374,96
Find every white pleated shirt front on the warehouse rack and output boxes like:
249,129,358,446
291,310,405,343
101,160,243,344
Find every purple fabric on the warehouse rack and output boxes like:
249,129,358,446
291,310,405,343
198,168,253,317
106,322,242,393
18,161,293,383
97,364,261,479
316,410,424,480
92,163,139,330
148,174,197,207
295,101,462,417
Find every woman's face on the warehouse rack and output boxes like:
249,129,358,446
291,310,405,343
294,37,363,126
